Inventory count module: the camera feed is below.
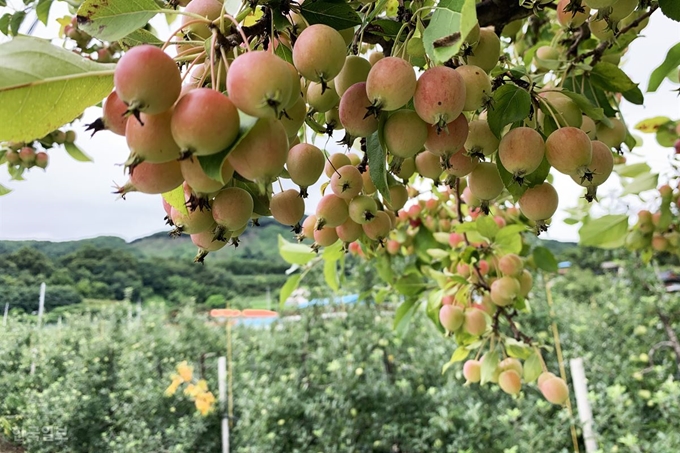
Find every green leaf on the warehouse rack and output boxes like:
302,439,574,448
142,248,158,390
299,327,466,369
162,185,189,217
648,43,680,91
658,198,673,231
442,347,470,374
64,142,93,162
232,179,271,216
523,351,542,383
279,274,301,308
324,259,339,292
10,11,25,36
476,215,498,240
635,116,673,133
621,86,644,105
393,297,416,331
615,162,651,178
578,214,629,249
366,129,390,202
36,0,53,25
274,42,293,65
375,255,395,284
422,0,477,65
322,240,344,261
0,183,11,196
118,28,163,49
558,89,605,122
198,112,258,182
487,84,531,139
300,0,362,30
394,274,427,296
0,14,10,36
278,235,316,265
76,0,161,42
505,339,532,360
494,225,527,255
533,246,557,273
0,36,115,143
590,62,643,105
480,350,499,385
655,121,679,147
496,155,546,201
659,0,680,22
563,74,617,118
427,248,450,260
367,19,402,39
621,172,659,196
625,132,640,150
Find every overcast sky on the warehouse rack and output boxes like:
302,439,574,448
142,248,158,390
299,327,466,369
0,9,678,243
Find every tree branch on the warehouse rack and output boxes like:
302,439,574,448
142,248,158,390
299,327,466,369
217,0,538,55
476,0,534,30
574,4,658,67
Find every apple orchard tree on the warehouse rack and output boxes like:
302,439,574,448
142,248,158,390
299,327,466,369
1,0,680,403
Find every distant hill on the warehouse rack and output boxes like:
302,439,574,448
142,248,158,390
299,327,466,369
0,236,133,258
537,238,577,258
0,217,296,262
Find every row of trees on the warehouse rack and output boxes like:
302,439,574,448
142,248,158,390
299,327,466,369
0,241,290,312
1,262,678,452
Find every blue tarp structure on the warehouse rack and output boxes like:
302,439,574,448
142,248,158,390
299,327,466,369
236,294,360,327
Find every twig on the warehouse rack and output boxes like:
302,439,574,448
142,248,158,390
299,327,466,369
574,4,658,67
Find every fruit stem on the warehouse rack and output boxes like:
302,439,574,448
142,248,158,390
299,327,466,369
159,9,211,22
162,18,212,51
234,6,253,24
391,23,410,57
536,97,567,131
181,51,207,84
212,13,251,52
533,346,548,372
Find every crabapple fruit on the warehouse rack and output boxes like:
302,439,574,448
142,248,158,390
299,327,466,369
467,27,501,72
114,45,181,116
455,65,491,111
545,127,592,176
366,57,417,114
171,88,240,156
439,305,464,332
498,127,545,183
293,24,347,85
270,189,305,227
227,51,293,118
383,110,429,159
413,66,466,132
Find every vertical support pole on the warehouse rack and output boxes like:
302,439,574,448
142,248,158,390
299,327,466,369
218,356,230,453
37,282,46,329
3,303,8,326
570,358,598,453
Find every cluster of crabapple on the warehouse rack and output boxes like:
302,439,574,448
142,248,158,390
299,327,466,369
2,129,78,172
63,17,120,63
88,0,641,261
464,355,569,405
345,184,566,403
4,144,48,170
626,184,680,255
